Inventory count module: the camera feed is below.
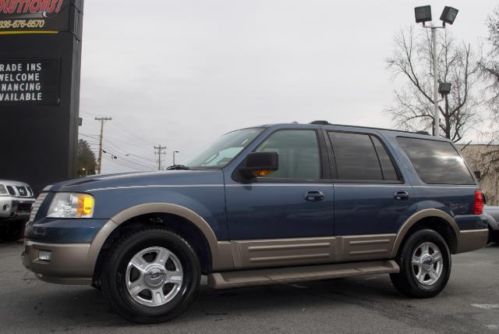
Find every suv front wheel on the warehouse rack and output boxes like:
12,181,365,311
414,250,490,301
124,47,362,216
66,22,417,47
390,229,451,298
101,228,201,323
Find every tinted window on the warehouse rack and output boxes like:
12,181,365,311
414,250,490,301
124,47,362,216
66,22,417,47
329,132,382,180
188,128,262,168
371,136,399,181
256,130,320,180
397,137,474,184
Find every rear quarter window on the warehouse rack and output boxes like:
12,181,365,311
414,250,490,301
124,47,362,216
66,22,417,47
397,137,475,185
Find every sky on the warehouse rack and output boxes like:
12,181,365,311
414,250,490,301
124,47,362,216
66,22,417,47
78,0,499,173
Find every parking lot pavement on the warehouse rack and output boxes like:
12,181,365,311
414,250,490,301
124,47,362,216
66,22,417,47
1,243,499,334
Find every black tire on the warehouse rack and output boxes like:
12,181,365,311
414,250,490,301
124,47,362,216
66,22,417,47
101,228,201,323
488,227,498,245
390,229,451,298
0,221,25,241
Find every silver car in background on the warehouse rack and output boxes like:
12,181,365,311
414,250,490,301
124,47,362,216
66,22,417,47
0,180,35,241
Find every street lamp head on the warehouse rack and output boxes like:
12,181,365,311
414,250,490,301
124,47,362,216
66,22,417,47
438,82,452,96
440,6,458,26
415,5,432,25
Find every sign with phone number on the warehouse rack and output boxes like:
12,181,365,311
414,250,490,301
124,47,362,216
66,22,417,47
0,0,69,33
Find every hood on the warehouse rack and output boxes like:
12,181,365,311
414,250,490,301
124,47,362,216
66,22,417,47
47,169,224,193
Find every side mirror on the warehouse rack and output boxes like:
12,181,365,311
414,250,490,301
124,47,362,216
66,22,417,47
240,152,278,179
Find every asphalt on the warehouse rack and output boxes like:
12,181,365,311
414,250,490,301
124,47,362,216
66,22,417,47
1,242,499,334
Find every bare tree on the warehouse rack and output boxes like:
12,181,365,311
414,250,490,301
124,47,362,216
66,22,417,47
479,7,499,116
386,27,480,142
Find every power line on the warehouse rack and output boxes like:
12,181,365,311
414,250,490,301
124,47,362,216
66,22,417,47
154,145,167,171
95,117,112,174
80,132,156,168
105,152,153,170
79,133,99,139
108,120,156,147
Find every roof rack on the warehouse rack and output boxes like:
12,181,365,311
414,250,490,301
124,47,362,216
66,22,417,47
309,120,330,125
308,120,430,136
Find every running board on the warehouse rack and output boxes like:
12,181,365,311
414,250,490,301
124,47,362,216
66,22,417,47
208,260,399,289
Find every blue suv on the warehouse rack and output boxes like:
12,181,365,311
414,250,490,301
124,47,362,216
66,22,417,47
23,121,488,323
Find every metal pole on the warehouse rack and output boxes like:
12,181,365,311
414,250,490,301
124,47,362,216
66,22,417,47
173,151,179,165
431,27,439,137
94,117,112,174
154,145,167,170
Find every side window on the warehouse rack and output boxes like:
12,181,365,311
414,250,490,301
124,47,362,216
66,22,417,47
371,136,399,181
256,130,321,180
328,132,400,182
397,137,474,184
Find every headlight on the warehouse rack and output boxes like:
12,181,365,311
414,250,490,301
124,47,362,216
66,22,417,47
47,193,95,218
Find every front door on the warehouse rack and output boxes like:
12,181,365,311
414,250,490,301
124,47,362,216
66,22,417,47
225,129,335,269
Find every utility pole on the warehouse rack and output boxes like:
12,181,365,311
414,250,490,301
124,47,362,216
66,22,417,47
95,117,112,174
173,150,179,165
154,145,167,170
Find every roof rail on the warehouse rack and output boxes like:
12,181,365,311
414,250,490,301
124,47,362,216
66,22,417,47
310,120,330,125
307,120,436,136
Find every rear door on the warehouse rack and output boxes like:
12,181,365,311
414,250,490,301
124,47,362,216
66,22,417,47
327,130,413,261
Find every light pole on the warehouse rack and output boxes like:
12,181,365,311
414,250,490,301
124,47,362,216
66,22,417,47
414,5,458,137
173,150,179,166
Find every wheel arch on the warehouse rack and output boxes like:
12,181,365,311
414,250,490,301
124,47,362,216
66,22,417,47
89,203,234,285
391,209,459,257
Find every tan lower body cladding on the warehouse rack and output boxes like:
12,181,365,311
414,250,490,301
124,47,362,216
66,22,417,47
208,260,400,289
217,234,396,270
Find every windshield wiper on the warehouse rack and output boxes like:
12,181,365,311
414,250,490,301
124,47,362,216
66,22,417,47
166,164,190,170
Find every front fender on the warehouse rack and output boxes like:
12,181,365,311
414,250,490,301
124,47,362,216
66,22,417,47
88,202,234,273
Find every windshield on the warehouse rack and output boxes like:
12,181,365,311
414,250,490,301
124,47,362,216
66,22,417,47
187,128,263,168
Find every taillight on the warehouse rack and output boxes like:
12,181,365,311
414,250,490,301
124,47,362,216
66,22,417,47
473,190,484,215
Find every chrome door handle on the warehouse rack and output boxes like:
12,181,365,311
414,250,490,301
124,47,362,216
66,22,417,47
394,191,409,200
305,191,325,202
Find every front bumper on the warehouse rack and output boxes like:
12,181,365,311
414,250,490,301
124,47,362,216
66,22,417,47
22,217,117,285
0,197,34,219
22,240,93,285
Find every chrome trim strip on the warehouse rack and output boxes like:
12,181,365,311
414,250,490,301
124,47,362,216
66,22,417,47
87,182,478,192
248,242,331,251
349,249,390,256
411,185,477,189
460,228,488,233
226,183,333,187
249,253,331,263
87,184,223,192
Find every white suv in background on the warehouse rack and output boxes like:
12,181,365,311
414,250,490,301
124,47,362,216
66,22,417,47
0,180,35,241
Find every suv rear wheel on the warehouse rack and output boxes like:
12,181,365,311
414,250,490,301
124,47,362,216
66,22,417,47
101,229,201,323
390,229,451,298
